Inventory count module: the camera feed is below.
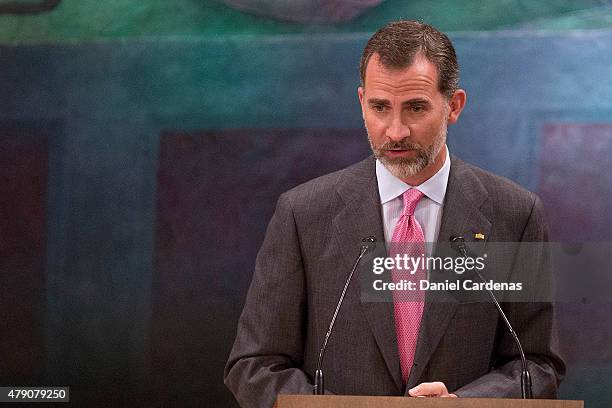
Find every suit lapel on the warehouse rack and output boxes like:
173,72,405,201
406,156,492,390
332,156,404,393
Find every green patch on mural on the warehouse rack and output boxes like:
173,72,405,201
0,0,610,44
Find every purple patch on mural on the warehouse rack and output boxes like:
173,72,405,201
0,125,48,385
149,128,369,402
222,0,384,23
538,123,612,242
537,123,612,367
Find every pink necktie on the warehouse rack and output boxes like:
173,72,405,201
390,189,426,384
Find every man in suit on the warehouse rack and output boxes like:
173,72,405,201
224,20,565,407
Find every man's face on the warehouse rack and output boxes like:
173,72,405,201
358,54,462,182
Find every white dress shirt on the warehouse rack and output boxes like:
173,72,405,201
376,146,451,255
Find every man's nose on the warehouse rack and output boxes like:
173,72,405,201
385,114,409,141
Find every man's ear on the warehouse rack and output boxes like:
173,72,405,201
358,86,366,119
447,89,467,124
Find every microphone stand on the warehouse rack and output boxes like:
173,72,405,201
313,237,376,395
450,236,533,399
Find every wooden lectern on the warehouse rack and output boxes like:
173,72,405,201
274,395,583,408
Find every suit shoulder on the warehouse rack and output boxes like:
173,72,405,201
280,157,373,207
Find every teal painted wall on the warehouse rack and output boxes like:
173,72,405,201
1,0,612,43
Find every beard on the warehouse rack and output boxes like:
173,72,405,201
367,119,447,181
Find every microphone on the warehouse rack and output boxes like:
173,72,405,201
313,236,377,395
449,236,533,399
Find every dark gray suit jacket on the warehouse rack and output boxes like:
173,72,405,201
224,155,565,407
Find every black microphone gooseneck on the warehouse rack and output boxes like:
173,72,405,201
313,236,377,395
449,236,533,399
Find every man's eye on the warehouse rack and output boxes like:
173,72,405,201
411,105,425,113
372,105,386,112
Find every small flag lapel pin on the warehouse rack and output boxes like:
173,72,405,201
474,233,485,240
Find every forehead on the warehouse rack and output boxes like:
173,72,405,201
363,54,441,99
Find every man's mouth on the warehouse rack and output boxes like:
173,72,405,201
384,149,414,158
384,146,417,151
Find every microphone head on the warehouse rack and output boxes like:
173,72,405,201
449,235,467,253
361,236,377,251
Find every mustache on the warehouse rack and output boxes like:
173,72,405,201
378,140,425,151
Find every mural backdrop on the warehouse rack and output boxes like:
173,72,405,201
1,1,612,406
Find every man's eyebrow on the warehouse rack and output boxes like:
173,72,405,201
366,97,431,106
367,98,391,105
402,98,430,106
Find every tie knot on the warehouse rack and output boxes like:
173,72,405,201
401,189,424,216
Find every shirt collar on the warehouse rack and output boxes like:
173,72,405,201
376,145,451,205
